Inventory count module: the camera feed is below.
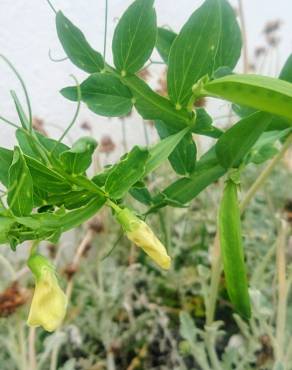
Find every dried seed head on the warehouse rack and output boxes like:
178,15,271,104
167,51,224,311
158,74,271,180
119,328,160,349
99,135,116,154
0,282,28,317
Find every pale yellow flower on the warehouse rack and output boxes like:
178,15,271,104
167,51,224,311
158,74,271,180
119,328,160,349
116,208,171,270
27,255,67,332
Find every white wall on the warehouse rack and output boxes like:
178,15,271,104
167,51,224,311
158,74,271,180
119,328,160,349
0,0,291,152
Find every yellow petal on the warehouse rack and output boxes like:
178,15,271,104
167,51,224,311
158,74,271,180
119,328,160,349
127,222,171,270
27,268,67,332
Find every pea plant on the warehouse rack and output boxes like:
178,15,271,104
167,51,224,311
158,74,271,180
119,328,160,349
0,0,291,335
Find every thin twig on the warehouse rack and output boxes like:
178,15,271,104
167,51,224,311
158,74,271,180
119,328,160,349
237,0,249,73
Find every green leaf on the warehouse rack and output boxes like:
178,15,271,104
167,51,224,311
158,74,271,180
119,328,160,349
129,185,152,206
219,179,251,319
25,155,72,194
214,0,242,71
167,0,221,107
112,0,157,74
158,0,241,72
0,216,15,245
59,137,97,175
123,75,192,130
248,128,292,164
155,122,196,175
105,146,149,199
204,74,292,122
145,126,190,174
194,108,222,138
0,147,13,187
56,11,104,73
156,28,176,64
279,54,292,82
8,147,34,217
61,73,133,117
47,190,94,210
151,147,226,209
215,112,273,169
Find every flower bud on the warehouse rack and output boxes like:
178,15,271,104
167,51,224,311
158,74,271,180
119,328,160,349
27,254,67,332
116,208,171,270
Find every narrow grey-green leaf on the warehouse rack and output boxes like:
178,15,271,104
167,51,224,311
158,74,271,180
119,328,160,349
56,11,104,73
112,0,157,74
59,137,97,174
123,75,192,130
155,121,196,175
145,126,190,174
8,147,34,217
105,146,149,199
167,0,221,107
11,91,30,130
61,73,133,117
216,112,272,169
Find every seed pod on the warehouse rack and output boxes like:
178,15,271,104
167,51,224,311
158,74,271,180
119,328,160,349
218,179,251,319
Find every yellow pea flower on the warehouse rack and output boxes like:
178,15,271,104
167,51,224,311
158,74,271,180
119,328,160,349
116,208,171,270
27,254,67,332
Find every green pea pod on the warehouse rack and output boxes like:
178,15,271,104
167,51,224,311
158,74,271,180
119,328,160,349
219,179,251,319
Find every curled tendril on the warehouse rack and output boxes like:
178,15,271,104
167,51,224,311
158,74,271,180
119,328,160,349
48,49,68,63
51,75,82,153
0,55,33,132
46,0,57,14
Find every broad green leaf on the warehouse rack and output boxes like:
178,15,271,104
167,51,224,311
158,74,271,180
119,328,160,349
8,147,34,217
59,137,97,175
61,73,133,117
219,179,251,319
123,75,192,130
56,11,104,73
194,108,222,138
158,0,241,72
145,126,191,175
203,74,292,122
25,155,72,194
105,146,149,199
0,147,13,187
214,0,242,71
112,0,157,74
156,28,176,64
167,0,221,107
155,121,196,175
215,112,273,169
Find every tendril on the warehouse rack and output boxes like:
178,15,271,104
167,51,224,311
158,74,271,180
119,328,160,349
52,75,82,153
0,55,33,132
46,0,57,14
0,115,19,129
103,0,109,60
48,49,68,63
